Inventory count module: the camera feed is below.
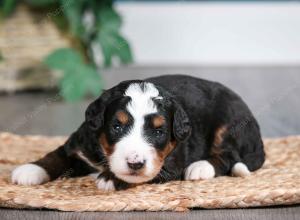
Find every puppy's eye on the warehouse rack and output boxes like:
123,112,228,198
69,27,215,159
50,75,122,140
113,123,123,132
155,129,164,137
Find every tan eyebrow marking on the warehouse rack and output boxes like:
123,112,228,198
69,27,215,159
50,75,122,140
116,111,129,125
152,115,165,128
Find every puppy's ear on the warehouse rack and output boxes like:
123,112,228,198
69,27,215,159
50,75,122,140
85,89,121,130
172,100,192,142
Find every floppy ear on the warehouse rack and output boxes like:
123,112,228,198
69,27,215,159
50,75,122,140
172,100,192,142
85,89,122,130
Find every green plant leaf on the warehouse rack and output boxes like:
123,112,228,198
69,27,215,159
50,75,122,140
96,7,132,66
98,31,113,66
44,48,82,71
59,64,102,101
98,31,133,67
81,65,103,97
62,0,84,37
113,34,133,64
0,0,17,17
44,48,102,101
59,70,86,102
98,7,121,34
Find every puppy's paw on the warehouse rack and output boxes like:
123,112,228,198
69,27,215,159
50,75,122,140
184,160,215,180
96,178,115,191
231,162,250,177
12,164,50,185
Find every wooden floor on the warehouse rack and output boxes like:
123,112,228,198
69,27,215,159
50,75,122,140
0,65,299,219
1,206,300,220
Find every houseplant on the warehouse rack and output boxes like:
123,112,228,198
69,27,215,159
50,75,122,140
0,0,133,101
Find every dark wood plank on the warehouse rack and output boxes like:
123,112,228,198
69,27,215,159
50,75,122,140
1,206,300,220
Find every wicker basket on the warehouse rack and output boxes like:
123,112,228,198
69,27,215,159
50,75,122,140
0,5,70,92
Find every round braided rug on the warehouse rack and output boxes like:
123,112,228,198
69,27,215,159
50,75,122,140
0,132,299,212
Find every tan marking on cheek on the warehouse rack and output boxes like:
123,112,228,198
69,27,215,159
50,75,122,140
151,141,177,174
157,141,176,161
116,111,129,125
152,115,165,128
99,134,115,156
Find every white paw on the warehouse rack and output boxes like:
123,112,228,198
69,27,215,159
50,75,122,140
12,164,50,185
231,162,250,177
96,178,115,191
185,160,215,180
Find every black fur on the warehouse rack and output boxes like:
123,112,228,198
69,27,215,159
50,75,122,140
32,75,265,190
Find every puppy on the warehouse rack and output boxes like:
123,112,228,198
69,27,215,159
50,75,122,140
12,75,265,191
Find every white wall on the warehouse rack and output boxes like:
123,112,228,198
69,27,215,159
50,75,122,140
116,2,300,65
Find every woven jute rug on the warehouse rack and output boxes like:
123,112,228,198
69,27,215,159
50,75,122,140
0,132,299,212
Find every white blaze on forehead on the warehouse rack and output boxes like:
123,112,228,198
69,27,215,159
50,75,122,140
124,82,160,116
109,82,162,183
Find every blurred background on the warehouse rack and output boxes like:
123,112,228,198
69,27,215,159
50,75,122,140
0,0,299,137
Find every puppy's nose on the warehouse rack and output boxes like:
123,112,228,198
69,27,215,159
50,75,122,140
127,161,145,170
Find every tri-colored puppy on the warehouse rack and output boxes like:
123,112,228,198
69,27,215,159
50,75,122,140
12,75,265,191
